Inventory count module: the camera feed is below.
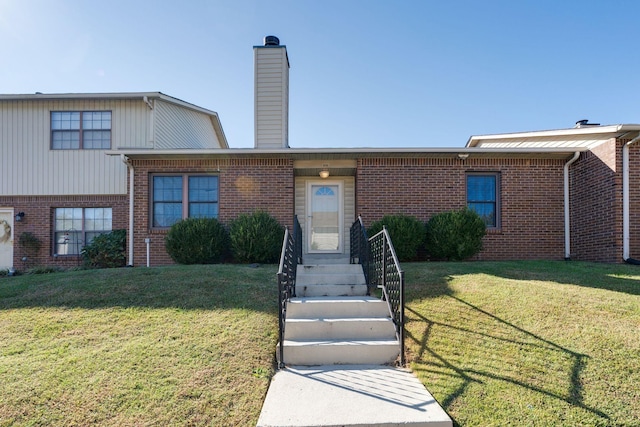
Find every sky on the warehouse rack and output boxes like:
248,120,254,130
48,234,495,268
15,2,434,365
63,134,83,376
1,0,639,149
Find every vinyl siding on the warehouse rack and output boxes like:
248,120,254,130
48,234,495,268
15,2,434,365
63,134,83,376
254,46,289,148
295,176,355,255
0,99,145,195
154,99,223,149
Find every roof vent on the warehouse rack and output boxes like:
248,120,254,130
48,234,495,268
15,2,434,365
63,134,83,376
264,35,280,46
575,119,600,128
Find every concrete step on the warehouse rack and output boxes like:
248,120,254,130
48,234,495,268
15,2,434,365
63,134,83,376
257,365,453,427
287,296,390,319
285,317,397,340
296,265,366,287
296,283,368,297
298,264,363,274
277,339,400,365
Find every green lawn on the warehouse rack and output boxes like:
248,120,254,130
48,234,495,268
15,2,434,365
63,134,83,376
0,265,278,426
1,261,638,426
403,261,640,427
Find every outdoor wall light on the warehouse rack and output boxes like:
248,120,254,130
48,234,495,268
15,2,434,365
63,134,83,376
319,169,330,179
14,212,25,222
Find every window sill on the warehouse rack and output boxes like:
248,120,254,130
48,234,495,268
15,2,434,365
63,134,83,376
485,227,502,235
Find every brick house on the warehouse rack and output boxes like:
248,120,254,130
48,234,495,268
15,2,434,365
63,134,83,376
2,37,640,269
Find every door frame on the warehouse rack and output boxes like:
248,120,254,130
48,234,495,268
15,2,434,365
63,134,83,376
0,208,15,269
306,180,344,254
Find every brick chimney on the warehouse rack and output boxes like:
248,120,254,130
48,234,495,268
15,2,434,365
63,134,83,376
254,35,290,148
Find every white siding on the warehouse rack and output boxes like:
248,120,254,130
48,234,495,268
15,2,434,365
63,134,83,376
254,46,289,148
154,100,223,149
0,99,147,195
295,176,355,255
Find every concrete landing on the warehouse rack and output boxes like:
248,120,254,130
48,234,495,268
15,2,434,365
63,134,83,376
256,365,452,427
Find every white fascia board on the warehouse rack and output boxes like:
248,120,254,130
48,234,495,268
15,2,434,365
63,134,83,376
106,146,586,157
466,124,640,147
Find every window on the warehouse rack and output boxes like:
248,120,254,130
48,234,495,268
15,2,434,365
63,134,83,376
51,111,112,149
467,174,499,227
152,175,218,227
54,207,112,255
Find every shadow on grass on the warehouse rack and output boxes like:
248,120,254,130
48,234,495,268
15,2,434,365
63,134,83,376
407,299,608,419
0,264,280,312
399,261,638,425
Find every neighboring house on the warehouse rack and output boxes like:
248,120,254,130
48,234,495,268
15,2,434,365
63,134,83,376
2,36,640,269
0,92,227,269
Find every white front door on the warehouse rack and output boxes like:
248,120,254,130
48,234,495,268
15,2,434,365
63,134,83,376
0,209,14,269
307,181,343,253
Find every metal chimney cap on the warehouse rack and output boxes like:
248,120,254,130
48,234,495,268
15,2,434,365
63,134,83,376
575,119,600,128
264,35,280,46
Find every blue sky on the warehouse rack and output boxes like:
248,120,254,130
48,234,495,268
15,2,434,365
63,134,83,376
2,0,639,148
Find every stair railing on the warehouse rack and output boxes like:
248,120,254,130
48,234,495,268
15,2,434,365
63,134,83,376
350,216,371,290
351,217,405,366
276,215,302,368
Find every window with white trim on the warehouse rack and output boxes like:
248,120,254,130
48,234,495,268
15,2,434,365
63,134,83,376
51,111,112,149
152,175,219,227
54,207,112,255
467,173,499,228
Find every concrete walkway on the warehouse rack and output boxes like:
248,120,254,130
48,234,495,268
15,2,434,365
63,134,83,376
257,365,452,427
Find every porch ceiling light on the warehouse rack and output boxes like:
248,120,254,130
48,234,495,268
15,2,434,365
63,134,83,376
319,169,330,179
457,153,469,160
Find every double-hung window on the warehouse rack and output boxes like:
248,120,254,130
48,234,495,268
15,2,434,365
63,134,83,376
51,111,112,149
467,173,499,228
152,175,219,227
54,207,113,255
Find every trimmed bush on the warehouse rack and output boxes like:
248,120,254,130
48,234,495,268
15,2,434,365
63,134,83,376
426,208,486,261
367,214,426,261
230,211,284,263
81,229,127,268
165,218,230,265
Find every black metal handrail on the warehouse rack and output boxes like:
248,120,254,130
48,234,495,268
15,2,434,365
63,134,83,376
350,217,405,366
350,216,371,291
276,216,302,368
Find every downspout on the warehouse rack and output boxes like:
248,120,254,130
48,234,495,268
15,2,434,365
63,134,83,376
564,152,581,260
623,133,640,263
121,154,135,266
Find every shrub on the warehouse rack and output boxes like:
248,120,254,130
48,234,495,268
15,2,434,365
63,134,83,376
367,214,426,261
230,211,284,263
165,218,230,265
18,232,42,255
81,229,127,268
426,208,486,261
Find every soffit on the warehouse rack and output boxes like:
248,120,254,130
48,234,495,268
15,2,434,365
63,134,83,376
108,147,582,161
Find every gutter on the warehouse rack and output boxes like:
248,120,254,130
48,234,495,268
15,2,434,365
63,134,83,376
564,152,581,259
623,133,640,262
121,154,135,266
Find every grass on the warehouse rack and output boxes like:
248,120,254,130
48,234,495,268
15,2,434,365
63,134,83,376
403,261,640,426
1,261,639,426
0,264,279,426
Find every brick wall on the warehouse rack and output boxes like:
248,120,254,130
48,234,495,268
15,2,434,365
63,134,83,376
356,157,566,260
130,158,294,267
0,194,128,269
626,140,640,260
569,140,621,262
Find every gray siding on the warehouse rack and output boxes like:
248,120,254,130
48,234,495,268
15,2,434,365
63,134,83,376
154,100,223,149
254,46,289,148
0,99,144,195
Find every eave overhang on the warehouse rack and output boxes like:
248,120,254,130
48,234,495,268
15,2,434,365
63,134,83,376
107,147,585,161
467,124,640,148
